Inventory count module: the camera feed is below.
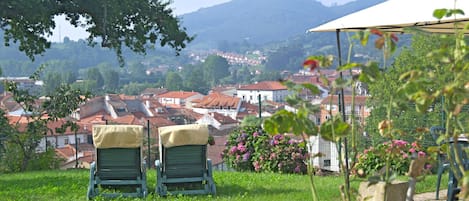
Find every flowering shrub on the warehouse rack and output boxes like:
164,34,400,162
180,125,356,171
353,139,429,177
222,126,308,174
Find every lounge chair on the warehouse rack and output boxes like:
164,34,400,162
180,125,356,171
155,124,216,196
87,125,148,200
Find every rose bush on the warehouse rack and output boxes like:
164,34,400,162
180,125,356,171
222,125,308,174
353,139,430,177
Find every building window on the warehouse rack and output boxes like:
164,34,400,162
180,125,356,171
250,95,253,100
264,95,267,101
115,107,126,113
324,159,331,167
64,137,69,145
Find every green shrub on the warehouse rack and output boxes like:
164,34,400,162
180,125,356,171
222,126,308,174
353,140,430,177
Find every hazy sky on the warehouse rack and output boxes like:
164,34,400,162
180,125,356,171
170,0,232,15
49,0,354,42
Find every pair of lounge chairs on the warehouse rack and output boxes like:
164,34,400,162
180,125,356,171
87,124,216,200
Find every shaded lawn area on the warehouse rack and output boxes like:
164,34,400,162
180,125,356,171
0,169,445,201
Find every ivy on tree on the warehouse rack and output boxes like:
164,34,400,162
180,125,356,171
0,0,194,65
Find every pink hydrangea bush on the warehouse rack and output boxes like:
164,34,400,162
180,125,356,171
222,126,308,174
353,139,429,177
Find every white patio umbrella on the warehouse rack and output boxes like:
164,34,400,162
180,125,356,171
309,0,469,33
307,0,469,199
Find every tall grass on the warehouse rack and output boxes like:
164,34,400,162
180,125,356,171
0,169,444,201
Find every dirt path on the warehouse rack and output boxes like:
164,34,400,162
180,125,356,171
413,190,446,201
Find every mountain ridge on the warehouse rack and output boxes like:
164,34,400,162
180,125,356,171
180,0,384,48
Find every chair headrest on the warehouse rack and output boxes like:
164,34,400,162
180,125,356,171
93,125,144,148
158,124,209,148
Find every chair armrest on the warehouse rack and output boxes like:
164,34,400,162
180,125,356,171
155,160,161,169
207,159,213,176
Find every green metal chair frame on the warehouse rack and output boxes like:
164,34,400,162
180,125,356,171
155,144,216,196
87,147,148,199
430,126,450,200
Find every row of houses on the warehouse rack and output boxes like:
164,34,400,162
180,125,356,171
1,75,371,171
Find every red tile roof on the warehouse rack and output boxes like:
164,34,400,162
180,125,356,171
158,91,201,99
7,116,92,135
237,81,287,91
320,95,368,105
209,112,238,125
56,145,75,158
194,93,240,108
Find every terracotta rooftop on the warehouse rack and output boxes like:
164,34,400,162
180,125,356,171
237,81,287,91
320,95,368,105
141,88,168,96
158,91,201,99
56,145,75,158
209,112,238,125
194,93,240,108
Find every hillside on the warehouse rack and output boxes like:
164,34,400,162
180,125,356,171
180,0,384,48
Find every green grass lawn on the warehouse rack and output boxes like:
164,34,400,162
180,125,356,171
0,169,446,201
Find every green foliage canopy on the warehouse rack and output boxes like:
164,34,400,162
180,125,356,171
203,55,230,87
0,0,193,65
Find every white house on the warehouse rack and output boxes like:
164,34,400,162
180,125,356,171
308,136,340,172
196,112,238,131
237,81,289,104
157,91,204,108
192,92,242,120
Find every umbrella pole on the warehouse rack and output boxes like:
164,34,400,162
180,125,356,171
336,29,350,200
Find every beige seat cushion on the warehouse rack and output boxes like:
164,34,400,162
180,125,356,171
93,125,144,148
158,124,209,148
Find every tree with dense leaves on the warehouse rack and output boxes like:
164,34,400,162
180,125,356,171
364,34,451,148
165,71,183,91
0,0,193,65
1,75,88,172
265,44,305,72
203,55,230,87
43,71,63,95
102,69,120,92
182,64,208,94
86,67,104,89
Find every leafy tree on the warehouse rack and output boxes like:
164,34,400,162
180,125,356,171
62,71,77,84
120,82,152,95
236,66,254,84
102,69,120,92
182,64,208,94
86,68,104,89
128,62,148,82
0,0,193,65
43,71,63,95
364,34,451,148
1,72,88,172
165,71,183,91
253,71,282,82
203,55,230,87
71,80,98,95
240,115,262,127
265,44,305,72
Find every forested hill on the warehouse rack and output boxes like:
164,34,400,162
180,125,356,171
180,0,384,48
